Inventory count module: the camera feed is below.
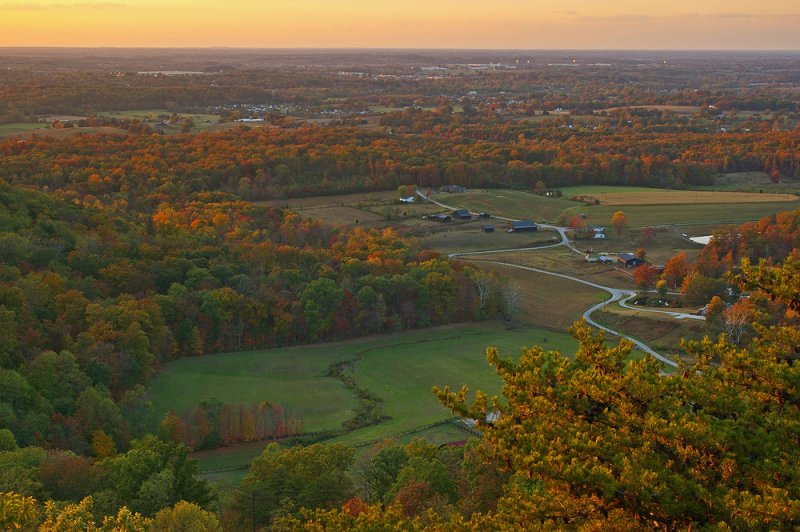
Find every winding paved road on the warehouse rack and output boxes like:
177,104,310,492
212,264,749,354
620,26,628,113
429,193,696,368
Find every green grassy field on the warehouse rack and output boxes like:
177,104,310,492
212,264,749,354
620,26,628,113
0,122,51,137
146,343,354,433
325,324,577,446
562,201,800,227
415,225,560,254
441,189,580,222
150,323,578,475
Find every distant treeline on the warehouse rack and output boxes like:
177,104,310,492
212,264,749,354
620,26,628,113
1,126,797,208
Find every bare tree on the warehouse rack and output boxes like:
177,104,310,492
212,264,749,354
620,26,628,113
500,282,523,323
473,271,497,315
723,302,750,345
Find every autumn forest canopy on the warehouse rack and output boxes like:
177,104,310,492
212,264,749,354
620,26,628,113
0,49,799,530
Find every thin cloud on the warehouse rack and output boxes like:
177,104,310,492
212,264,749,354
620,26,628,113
709,12,751,18
574,12,796,23
0,1,127,10
576,14,653,22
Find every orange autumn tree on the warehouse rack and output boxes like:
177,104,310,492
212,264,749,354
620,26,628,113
611,210,628,235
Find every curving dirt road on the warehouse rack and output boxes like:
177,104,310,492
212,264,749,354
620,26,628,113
430,195,692,368
463,259,679,368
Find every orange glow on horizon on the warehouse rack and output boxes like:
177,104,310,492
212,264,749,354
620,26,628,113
0,0,798,49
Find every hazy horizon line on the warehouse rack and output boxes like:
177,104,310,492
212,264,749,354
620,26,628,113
1,46,799,53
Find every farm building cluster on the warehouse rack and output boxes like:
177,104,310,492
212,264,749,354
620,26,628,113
585,252,648,268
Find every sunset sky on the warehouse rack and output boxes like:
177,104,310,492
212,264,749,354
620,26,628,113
0,0,798,49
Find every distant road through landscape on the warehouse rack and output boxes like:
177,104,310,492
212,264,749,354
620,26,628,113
434,196,690,368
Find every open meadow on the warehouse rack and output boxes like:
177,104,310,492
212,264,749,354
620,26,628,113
574,189,798,206
146,322,578,475
440,189,580,222
415,224,560,253
562,201,800,227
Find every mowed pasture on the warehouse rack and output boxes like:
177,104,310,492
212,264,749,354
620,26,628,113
416,224,561,254
594,190,798,206
147,323,578,473
146,343,355,434
441,189,581,222
318,323,578,447
563,201,800,228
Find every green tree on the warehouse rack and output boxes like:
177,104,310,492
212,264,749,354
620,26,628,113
0,428,17,451
236,443,355,527
0,308,17,367
151,501,221,532
97,435,210,517
388,456,458,506
681,272,728,306
361,445,408,503
354,285,386,335
92,429,116,459
25,350,89,416
74,387,123,442
300,278,344,340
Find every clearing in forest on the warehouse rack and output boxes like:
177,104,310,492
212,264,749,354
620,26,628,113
147,323,578,476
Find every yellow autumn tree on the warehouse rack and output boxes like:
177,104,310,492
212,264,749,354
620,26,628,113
611,210,628,235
